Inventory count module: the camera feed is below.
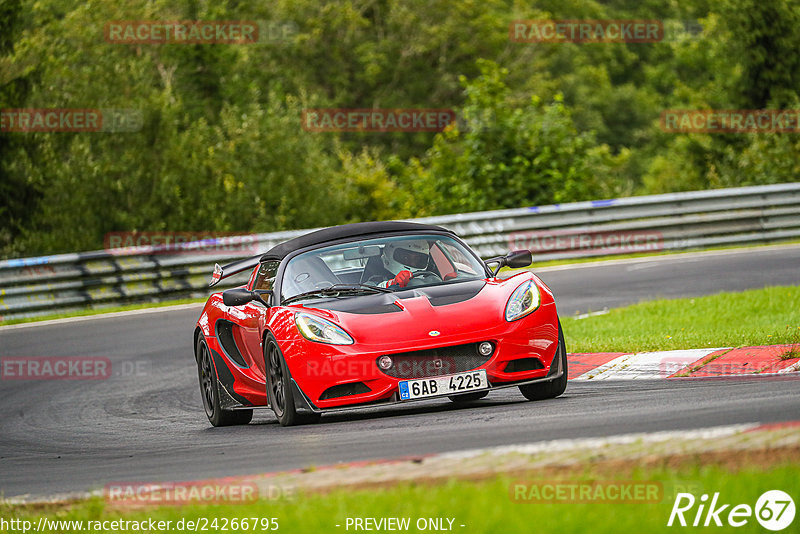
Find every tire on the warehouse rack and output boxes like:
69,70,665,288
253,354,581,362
196,336,253,427
518,320,568,401
448,391,489,403
264,335,321,427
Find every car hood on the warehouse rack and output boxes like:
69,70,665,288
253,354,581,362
311,280,485,313
301,277,537,347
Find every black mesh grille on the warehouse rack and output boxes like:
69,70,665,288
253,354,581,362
320,382,371,400
380,343,492,379
503,357,544,373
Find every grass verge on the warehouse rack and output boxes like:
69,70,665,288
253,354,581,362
564,285,800,353
3,461,797,534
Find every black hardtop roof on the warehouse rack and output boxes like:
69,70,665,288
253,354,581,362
260,221,453,261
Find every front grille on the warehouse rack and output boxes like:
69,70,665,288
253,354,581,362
379,343,492,379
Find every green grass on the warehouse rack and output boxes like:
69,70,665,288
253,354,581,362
0,298,205,326
564,285,800,353
3,463,797,533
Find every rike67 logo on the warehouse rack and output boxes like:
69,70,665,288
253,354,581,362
668,490,795,531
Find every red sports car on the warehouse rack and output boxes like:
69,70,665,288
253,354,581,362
194,221,566,426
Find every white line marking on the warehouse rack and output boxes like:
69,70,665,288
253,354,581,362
0,303,205,331
572,309,610,320
533,243,800,273
625,262,657,271
571,348,725,380
437,423,760,460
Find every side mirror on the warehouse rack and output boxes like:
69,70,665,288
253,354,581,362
222,288,272,307
484,250,533,276
505,250,533,269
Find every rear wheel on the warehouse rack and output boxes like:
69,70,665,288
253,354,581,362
448,391,489,403
196,336,253,426
265,336,320,426
518,321,568,401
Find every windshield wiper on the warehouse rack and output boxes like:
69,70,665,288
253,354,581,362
283,284,391,305
339,283,392,293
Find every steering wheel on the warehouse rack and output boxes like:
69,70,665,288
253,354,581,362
365,274,387,286
407,270,442,286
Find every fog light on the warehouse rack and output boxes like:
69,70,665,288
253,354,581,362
378,355,393,370
478,342,494,356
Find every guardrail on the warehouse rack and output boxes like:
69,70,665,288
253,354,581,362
2,183,799,321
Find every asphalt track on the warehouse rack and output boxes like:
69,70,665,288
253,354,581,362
1,245,799,498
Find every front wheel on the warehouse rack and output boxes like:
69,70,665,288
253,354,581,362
518,321,568,401
196,336,253,426
265,336,321,426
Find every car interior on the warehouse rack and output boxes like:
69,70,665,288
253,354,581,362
280,238,473,302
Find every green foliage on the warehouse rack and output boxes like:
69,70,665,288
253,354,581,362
719,0,800,108
403,60,629,214
0,0,37,253
2,0,799,257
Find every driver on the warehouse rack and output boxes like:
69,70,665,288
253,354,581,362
377,240,431,289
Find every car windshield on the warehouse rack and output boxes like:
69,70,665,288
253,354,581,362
281,234,487,303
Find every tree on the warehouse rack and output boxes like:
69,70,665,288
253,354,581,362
402,60,629,215
0,0,38,255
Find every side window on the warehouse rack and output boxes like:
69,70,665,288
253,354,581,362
440,243,479,275
254,261,280,291
430,243,457,280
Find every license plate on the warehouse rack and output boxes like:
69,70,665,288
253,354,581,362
398,369,488,400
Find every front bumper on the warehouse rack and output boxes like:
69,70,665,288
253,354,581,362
290,346,565,414
284,302,560,411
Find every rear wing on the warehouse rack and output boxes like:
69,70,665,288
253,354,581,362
209,255,261,287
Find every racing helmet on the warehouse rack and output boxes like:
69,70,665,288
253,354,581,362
382,239,431,274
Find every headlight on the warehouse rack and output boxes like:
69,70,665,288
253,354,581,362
505,280,541,321
295,313,354,345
